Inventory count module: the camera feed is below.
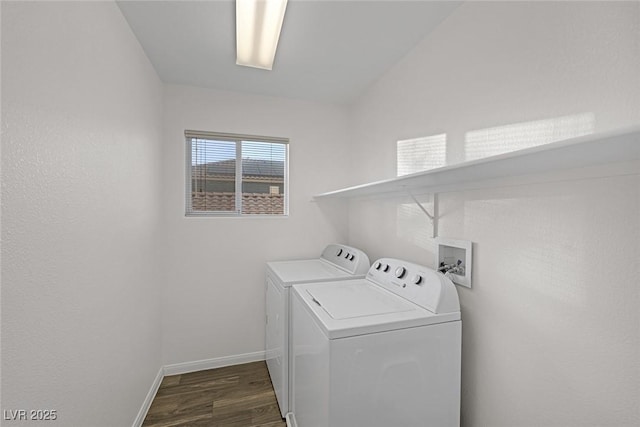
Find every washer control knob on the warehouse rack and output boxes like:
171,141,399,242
349,254,355,261
395,266,406,278
412,274,423,285
374,261,382,270
382,264,390,272
336,249,343,256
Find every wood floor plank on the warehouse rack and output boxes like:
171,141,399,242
211,409,252,427
213,389,277,411
250,422,289,427
143,361,285,427
146,390,216,418
142,409,212,427
155,376,240,398
251,402,283,425
161,375,181,387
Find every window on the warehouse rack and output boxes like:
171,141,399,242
185,131,289,216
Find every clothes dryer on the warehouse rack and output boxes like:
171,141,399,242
266,244,370,417
288,258,461,427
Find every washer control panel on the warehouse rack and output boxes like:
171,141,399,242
367,258,460,314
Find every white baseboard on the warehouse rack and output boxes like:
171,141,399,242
132,366,164,427
132,351,266,427
163,350,266,376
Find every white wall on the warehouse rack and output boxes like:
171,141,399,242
1,2,164,426
347,2,639,427
161,85,349,365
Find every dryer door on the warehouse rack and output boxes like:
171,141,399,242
266,276,287,417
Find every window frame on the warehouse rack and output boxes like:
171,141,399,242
185,130,289,217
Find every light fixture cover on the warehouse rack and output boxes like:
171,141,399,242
236,0,288,70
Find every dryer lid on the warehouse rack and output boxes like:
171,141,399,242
268,259,356,285
307,282,416,320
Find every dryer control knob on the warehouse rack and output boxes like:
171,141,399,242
348,254,355,261
395,267,406,278
336,249,343,256
382,264,390,272
373,261,382,270
412,274,423,285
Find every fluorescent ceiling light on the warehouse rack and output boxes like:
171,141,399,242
236,0,288,70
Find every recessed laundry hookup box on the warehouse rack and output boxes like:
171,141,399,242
436,237,473,288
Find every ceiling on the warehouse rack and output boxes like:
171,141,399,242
117,1,461,105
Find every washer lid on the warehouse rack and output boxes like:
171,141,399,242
307,282,415,319
293,280,460,339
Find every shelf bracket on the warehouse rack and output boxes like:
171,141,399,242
406,190,438,238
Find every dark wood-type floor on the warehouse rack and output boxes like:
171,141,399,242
142,361,286,427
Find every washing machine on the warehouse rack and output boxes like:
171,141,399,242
266,244,370,418
288,258,461,427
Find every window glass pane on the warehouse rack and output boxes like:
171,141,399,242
241,141,286,215
190,138,236,212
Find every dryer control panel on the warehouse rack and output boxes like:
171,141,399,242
320,244,370,275
367,258,460,314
